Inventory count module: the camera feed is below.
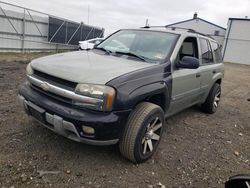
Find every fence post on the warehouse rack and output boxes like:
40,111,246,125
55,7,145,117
22,8,26,53
65,21,68,44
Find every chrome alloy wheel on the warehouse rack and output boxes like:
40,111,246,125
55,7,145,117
213,90,221,109
141,117,162,155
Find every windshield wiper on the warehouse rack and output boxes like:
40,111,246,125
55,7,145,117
94,47,112,54
114,51,148,62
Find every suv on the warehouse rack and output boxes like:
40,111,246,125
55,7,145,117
18,27,224,163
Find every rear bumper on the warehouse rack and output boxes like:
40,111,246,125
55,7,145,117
18,82,131,146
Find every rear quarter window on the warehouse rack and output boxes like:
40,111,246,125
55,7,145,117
211,42,223,63
200,38,213,64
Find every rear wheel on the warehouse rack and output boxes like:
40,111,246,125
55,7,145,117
119,102,164,163
201,83,221,114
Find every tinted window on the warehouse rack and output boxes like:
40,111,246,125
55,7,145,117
211,42,223,62
200,39,213,64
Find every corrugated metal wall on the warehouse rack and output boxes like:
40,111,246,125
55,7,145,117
0,1,104,52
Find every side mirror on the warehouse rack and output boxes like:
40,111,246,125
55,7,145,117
176,56,200,69
225,175,250,188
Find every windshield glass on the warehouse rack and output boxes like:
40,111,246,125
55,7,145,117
97,30,178,63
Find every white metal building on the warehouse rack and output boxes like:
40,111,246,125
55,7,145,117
223,18,250,65
166,13,226,46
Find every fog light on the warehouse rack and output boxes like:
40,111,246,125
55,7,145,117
82,126,95,135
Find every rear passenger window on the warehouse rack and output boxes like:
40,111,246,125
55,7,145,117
211,42,223,63
200,39,213,64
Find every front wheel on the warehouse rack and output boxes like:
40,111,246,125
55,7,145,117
119,102,164,163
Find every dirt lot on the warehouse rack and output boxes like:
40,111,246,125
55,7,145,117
0,53,249,188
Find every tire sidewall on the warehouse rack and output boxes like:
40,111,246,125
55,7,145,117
211,84,221,113
202,83,221,114
133,107,164,163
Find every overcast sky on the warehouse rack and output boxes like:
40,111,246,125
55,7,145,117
2,0,250,35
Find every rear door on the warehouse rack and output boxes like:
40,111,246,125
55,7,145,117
168,37,201,116
198,38,221,100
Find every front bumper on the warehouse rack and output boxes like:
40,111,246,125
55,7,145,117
18,82,131,146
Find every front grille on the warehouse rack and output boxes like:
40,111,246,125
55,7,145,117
31,69,77,104
33,69,77,91
28,71,100,110
31,84,73,104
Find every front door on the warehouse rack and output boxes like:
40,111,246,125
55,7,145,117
167,37,201,116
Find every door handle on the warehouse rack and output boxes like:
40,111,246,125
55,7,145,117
196,73,201,78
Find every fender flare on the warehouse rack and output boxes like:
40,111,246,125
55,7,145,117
204,73,223,100
127,82,170,111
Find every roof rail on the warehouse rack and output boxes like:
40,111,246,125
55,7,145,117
140,25,214,39
141,25,196,32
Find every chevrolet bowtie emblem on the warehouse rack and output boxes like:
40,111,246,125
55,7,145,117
40,82,50,91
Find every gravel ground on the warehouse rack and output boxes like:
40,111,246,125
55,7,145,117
0,53,249,188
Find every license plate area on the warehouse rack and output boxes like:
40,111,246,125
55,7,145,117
26,101,46,124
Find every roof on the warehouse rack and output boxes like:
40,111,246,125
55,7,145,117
166,17,226,30
229,18,250,21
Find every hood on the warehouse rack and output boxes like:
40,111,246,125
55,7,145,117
31,51,155,84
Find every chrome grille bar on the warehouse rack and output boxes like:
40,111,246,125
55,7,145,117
27,75,103,105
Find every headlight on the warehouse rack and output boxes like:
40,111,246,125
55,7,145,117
26,63,34,75
74,84,115,111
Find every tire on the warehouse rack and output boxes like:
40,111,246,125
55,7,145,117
119,102,164,163
201,83,221,114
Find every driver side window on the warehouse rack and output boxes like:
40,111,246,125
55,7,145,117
177,37,199,62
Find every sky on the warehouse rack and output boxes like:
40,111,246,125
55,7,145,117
1,0,250,35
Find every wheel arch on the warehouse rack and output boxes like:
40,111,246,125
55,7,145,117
128,82,171,112
215,78,222,85
202,75,223,103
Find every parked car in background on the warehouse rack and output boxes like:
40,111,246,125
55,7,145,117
78,38,104,50
18,27,224,163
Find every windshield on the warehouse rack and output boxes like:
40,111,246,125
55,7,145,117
97,30,178,63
